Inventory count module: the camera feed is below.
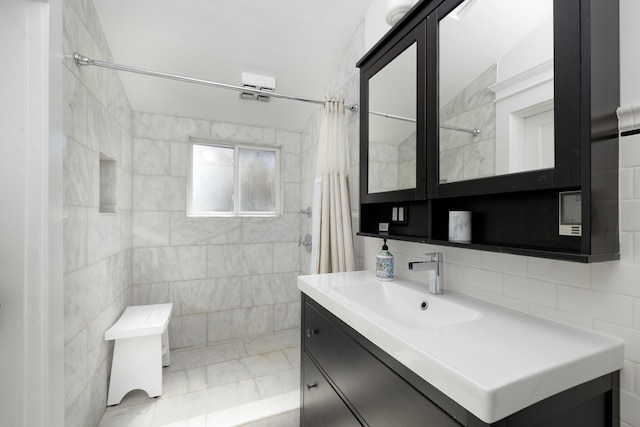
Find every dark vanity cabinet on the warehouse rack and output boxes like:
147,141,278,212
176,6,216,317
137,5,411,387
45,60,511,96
300,295,620,427
357,0,620,262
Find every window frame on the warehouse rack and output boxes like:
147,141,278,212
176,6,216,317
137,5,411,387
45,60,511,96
187,137,282,217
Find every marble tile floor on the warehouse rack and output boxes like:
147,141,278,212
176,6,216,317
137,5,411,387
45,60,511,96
98,329,301,427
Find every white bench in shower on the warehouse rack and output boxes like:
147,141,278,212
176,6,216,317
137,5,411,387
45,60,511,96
105,303,173,406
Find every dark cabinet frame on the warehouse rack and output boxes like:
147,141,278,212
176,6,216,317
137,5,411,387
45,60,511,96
359,20,428,204
357,0,620,262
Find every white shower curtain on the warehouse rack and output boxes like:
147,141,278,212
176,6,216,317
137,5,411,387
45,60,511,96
311,96,356,274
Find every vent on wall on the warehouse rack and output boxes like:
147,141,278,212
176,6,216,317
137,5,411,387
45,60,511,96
240,72,276,103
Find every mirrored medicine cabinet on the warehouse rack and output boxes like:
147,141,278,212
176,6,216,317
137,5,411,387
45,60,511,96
357,0,620,262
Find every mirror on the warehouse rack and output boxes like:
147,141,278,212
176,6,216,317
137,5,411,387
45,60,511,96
368,42,417,193
438,0,554,184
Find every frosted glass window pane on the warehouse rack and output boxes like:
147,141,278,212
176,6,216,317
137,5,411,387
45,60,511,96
191,144,234,212
239,148,275,212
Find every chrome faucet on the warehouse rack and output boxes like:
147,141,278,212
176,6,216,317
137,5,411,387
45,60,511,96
408,252,444,295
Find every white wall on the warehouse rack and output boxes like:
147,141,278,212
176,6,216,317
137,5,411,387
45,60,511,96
0,1,64,426
358,1,640,426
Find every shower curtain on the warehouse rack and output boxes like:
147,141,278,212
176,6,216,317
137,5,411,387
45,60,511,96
311,96,356,274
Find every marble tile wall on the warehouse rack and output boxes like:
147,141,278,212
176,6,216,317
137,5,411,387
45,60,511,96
439,64,497,184
131,112,303,349
63,0,134,426
368,141,399,193
367,131,416,193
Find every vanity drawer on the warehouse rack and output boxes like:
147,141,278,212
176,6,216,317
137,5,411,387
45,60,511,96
303,299,459,427
302,352,362,427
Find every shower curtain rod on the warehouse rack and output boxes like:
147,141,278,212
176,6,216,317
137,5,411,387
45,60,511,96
370,110,481,136
73,52,359,113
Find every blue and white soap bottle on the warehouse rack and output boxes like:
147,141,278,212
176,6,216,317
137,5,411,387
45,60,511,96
376,239,394,281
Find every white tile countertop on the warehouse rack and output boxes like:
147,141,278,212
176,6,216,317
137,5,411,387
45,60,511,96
298,271,624,424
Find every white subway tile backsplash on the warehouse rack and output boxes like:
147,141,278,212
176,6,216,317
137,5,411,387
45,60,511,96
622,200,640,232
621,390,640,427
635,167,640,199
528,304,593,330
635,299,640,330
621,167,634,200
558,285,634,327
446,247,483,268
463,266,503,293
482,291,529,313
592,262,640,298
503,275,557,307
527,257,591,288
620,133,640,168
621,360,635,393
620,232,634,263
481,252,527,276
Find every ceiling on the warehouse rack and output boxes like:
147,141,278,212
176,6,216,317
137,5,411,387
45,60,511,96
92,0,373,132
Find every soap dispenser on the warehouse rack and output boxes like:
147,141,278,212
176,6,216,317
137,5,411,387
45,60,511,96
376,239,394,281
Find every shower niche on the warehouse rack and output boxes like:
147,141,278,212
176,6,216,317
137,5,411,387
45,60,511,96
99,153,117,214
357,0,620,263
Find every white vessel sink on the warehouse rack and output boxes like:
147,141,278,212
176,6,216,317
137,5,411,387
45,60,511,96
334,281,480,329
298,270,623,424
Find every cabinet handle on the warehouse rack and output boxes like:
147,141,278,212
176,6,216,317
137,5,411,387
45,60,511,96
306,383,318,390
306,328,318,338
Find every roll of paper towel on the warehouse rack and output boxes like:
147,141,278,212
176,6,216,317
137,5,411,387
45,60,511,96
448,211,471,243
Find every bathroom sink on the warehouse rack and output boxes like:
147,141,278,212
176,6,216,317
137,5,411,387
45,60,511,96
334,281,480,329
298,271,624,424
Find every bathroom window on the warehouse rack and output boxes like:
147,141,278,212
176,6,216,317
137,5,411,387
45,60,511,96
187,139,281,216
